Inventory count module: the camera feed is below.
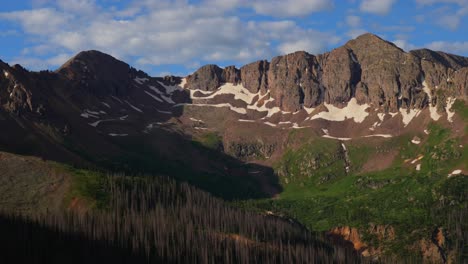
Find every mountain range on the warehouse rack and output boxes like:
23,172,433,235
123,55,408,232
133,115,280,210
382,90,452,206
0,33,467,262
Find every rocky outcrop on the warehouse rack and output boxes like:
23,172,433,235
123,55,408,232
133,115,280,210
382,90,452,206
226,141,276,160
222,66,241,85
184,33,467,113
320,46,361,105
268,51,321,112
240,60,269,94
186,64,224,91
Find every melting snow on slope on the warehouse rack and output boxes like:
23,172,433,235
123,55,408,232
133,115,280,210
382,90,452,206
157,81,183,94
134,77,149,85
144,91,164,102
248,93,282,118
446,97,456,122
81,109,101,119
191,83,257,104
101,102,111,108
411,137,421,144
411,155,424,164
448,169,462,178
189,117,204,122
148,85,175,104
322,135,352,141
399,108,421,127
89,118,116,127
173,103,246,114
363,134,393,138
422,81,441,121
263,122,277,127
109,133,128,137
310,98,369,123
111,96,123,104
125,100,143,113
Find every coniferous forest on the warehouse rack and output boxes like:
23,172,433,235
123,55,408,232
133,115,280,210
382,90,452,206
0,174,360,264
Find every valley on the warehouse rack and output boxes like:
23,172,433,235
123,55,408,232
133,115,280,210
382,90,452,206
0,33,467,263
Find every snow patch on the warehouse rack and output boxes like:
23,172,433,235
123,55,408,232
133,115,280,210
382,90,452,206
148,85,175,104
448,169,462,178
111,96,123,104
144,91,164,102
238,119,255,123
399,108,421,127
446,97,456,122
411,137,421,144
189,117,204,122
377,113,385,122
424,129,430,135
310,98,369,123
3,70,9,78
173,103,246,114
322,135,352,141
411,155,424,164
303,106,315,115
109,133,128,137
125,100,143,113
389,112,398,118
157,81,183,95
119,115,128,120
134,77,149,85
416,164,421,171
422,81,441,121
156,109,172,114
192,83,257,105
363,134,393,138
263,122,277,127
81,109,101,119
101,102,111,108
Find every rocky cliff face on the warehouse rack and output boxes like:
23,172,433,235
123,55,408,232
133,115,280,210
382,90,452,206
184,33,467,113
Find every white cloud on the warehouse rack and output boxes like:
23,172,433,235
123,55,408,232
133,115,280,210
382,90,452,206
0,8,68,34
0,1,340,71
360,0,396,15
346,15,361,27
251,0,334,17
416,0,468,30
346,28,367,38
426,41,468,54
393,39,417,51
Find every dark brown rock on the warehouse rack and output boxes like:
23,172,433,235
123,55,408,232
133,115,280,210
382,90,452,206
320,47,361,105
222,66,240,85
240,60,269,94
345,33,422,111
267,51,321,112
186,64,223,91
57,50,135,97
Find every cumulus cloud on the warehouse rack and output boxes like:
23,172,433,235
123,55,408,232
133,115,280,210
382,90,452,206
360,0,396,15
392,39,418,51
426,41,468,54
346,15,361,27
0,1,338,72
416,0,468,30
250,0,333,17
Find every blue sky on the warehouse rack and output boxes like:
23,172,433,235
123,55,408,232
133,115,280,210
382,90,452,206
0,0,467,76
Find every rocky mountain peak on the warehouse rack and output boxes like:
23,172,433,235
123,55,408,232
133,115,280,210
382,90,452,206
57,50,140,97
183,33,466,113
